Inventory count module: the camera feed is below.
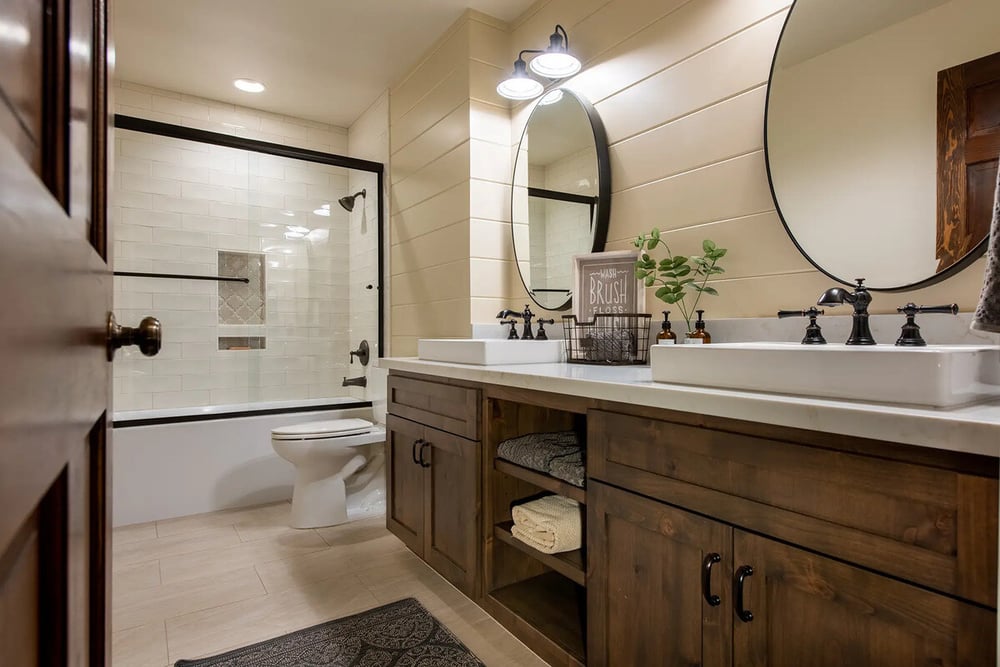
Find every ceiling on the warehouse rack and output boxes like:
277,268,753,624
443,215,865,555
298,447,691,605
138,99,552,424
114,0,535,128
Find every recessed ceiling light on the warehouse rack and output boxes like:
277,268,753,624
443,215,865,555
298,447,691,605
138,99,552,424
233,78,266,93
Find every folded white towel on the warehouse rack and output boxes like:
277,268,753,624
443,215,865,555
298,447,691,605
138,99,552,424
510,495,582,554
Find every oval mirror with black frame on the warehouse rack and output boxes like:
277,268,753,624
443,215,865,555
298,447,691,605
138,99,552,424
766,0,1000,291
511,88,611,311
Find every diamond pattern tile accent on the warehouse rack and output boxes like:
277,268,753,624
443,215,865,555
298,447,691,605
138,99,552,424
218,251,265,325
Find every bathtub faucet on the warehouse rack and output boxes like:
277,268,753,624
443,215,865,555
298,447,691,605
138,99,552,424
342,375,367,388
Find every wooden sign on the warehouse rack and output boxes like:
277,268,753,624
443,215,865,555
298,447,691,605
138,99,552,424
573,250,643,321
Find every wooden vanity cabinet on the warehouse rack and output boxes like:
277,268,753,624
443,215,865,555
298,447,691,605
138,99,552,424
386,375,481,597
587,408,998,667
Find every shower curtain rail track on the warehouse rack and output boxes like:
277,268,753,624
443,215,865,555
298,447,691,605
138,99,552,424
113,271,249,283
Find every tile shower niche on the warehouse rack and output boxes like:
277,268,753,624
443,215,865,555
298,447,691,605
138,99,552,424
218,251,266,351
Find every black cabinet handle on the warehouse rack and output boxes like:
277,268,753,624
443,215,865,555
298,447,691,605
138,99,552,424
702,553,722,606
418,441,431,468
411,439,424,465
735,565,754,622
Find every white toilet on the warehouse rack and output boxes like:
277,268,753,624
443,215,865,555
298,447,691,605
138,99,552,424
271,418,386,528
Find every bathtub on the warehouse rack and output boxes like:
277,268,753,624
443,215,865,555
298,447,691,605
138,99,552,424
112,397,379,526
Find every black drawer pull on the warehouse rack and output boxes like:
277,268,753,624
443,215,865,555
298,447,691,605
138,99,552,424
411,438,424,465
735,565,754,622
418,441,431,468
702,553,722,606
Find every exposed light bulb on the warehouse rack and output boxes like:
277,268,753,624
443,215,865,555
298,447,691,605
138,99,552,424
529,52,581,78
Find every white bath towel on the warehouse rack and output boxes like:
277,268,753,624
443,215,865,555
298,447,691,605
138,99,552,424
510,495,582,554
973,164,1000,332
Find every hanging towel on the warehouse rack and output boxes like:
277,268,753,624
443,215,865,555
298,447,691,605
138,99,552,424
510,494,582,554
973,165,1000,333
497,431,580,474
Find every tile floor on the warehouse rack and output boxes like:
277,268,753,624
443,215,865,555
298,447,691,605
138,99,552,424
112,501,548,666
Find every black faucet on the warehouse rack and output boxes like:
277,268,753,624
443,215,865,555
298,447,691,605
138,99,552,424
496,305,536,340
342,375,367,387
817,278,875,345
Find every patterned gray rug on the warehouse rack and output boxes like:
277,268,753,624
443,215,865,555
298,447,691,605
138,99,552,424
174,597,486,666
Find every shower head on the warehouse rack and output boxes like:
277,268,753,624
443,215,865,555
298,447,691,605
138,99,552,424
338,189,366,212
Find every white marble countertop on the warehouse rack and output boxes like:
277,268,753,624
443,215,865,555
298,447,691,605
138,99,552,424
381,358,1000,458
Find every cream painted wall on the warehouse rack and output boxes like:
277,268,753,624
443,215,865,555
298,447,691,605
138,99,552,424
388,0,988,354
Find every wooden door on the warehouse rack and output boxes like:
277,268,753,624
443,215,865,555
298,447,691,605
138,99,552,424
422,426,480,597
937,50,1000,271
0,0,112,665
587,482,732,667
385,415,425,555
733,530,996,667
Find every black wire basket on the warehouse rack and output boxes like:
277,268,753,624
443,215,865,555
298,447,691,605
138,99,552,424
561,313,652,365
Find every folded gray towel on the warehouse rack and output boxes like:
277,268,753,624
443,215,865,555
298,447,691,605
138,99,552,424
973,165,1000,333
582,328,636,362
548,450,585,488
497,431,580,476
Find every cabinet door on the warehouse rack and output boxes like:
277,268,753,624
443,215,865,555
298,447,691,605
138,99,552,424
588,482,732,667
733,531,996,667
423,427,481,597
386,415,425,556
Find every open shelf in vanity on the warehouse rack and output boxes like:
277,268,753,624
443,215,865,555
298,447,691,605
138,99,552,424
483,390,589,666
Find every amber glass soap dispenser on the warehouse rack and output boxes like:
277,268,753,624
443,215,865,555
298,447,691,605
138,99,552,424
657,311,677,344
686,309,712,344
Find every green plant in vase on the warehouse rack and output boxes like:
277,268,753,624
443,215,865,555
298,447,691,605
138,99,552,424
633,228,727,335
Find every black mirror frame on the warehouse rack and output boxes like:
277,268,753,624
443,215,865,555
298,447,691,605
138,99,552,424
763,0,989,292
510,88,611,311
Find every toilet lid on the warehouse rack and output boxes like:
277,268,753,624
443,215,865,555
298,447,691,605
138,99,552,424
271,418,373,440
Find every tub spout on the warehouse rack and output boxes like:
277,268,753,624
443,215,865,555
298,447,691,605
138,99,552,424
342,375,367,387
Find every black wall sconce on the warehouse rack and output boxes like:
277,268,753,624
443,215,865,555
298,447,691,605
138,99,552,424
496,25,582,101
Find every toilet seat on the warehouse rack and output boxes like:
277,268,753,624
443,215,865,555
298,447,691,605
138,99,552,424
271,418,373,441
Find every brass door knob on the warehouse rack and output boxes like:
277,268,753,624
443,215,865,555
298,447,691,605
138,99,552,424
107,312,162,361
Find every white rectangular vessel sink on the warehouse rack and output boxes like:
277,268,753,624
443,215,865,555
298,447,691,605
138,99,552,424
650,342,1000,408
418,339,565,365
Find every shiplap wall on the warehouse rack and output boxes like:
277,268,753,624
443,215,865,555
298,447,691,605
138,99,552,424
508,0,985,322
387,0,987,354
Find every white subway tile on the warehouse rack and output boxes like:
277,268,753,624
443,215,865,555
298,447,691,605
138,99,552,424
116,87,152,109
181,215,238,235
152,163,211,184
121,139,184,164
181,182,236,203
152,195,211,216
121,173,182,197
113,392,152,412
210,202,250,219
115,192,153,210
181,342,217,358
117,156,151,176
122,242,181,261
122,207,183,228
152,390,211,409
152,228,211,247
151,95,210,121
153,294,213,311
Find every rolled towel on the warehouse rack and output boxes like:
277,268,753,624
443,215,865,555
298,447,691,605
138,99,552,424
510,495,582,554
548,449,585,488
973,165,1000,333
497,431,580,474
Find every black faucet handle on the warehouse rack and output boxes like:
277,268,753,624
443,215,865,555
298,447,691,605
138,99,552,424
895,303,959,347
535,318,555,341
777,307,826,344
500,319,519,340
777,307,824,319
897,303,959,316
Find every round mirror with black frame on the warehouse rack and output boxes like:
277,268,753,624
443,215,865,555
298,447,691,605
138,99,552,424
765,0,1000,291
511,88,611,311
